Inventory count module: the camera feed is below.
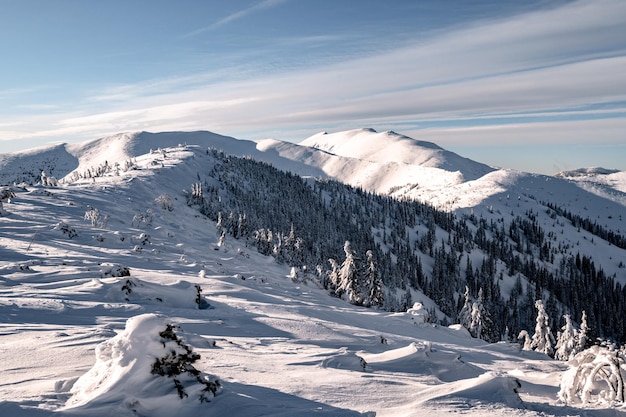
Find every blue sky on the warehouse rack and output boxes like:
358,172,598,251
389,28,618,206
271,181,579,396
1,0,625,174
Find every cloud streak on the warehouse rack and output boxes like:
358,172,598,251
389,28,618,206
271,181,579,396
184,0,289,37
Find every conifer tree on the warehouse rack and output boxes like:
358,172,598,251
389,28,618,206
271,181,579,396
577,310,589,352
530,300,555,356
469,288,494,341
459,286,472,331
554,314,579,361
518,330,532,350
364,250,384,308
327,258,341,296
339,241,362,305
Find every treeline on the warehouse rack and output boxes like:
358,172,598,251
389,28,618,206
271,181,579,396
185,149,626,344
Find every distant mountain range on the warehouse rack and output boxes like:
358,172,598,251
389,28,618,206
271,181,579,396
2,127,624,215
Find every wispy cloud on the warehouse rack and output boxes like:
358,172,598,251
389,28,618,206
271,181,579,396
184,0,289,37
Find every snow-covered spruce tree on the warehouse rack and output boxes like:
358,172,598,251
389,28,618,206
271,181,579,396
530,300,555,356
554,314,579,361
559,345,625,405
194,285,211,310
151,323,221,402
577,310,589,353
327,258,341,296
458,286,472,331
469,288,494,341
338,241,363,306
215,211,224,237
41,170,59,187
364,250,384,308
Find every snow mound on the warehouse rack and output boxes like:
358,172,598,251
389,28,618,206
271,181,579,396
360,342,484,382
105,277,211,309
63,314,220,416
423,372,523,409
320,348,367,371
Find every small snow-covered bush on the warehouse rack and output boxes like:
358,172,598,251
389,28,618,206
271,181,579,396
0,187,16,201
54,221,78,238
84,207,109,228
132,209,154,227
101,263,131,278
134,232,151,246
194,285,212,310
121,279,136,301
559,345,626,405
155,193,174,211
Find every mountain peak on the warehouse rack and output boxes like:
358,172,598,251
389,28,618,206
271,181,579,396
555,167,621,178
300,128,491,181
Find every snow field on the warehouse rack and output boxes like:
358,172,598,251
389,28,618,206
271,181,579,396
1,130,625,416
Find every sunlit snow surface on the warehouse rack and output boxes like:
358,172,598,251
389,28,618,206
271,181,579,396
0,130,625,416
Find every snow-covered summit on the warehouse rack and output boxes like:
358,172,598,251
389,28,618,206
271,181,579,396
301,128,494,180
555,167,626,206
555,167,621,177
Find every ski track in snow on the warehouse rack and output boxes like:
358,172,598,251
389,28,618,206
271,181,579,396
0,131,625,416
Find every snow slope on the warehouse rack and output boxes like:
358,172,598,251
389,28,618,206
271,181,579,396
556,167,626,207
2,138,622,416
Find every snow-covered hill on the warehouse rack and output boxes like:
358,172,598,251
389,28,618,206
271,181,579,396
556,167,626,207
256,128,494,198
302,128,493,179
2,130,626,415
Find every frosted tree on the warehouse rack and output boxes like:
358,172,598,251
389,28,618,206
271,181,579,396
468,288,493,341
559,345,625,405
518,330,532,350
327,258,341,295
458,286,472,330
577,310,589,353
41,170,59,187
155,193,174,211
237,214,248,241
530,300,555,356
363,250,384,308
215,212,224,238
554,314,579,361
338,241,362,306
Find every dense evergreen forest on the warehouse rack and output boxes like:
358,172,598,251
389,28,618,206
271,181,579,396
185,149,626,345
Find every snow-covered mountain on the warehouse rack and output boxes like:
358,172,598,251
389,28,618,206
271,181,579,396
256,128,494,199
1,129,626,416
556,167,626,207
